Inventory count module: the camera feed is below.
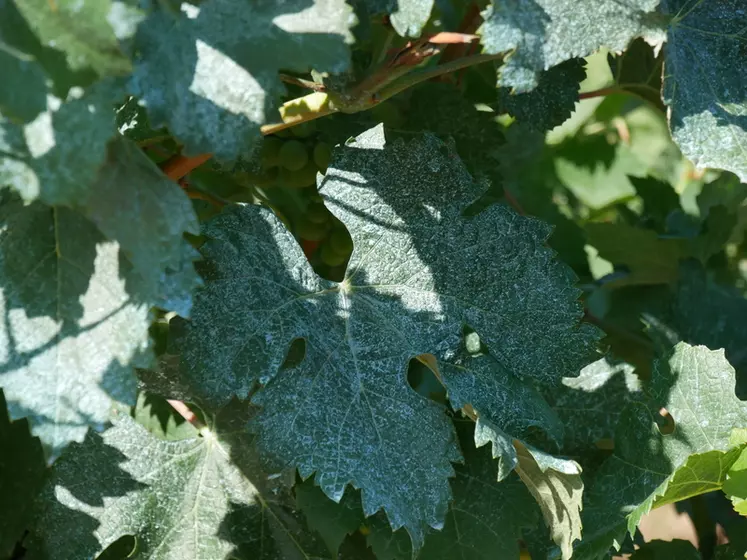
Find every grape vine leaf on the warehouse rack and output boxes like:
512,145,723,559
83,136,201,316
0,84,118,206
415,427,541,560
497,58,585,131
478,0,664,92
723,443,747,516
542,355,641,456
295,480,365,556
608,38,664,113
647,261,747,399
0,195,150,455
630,176,680,230
30,402,331,560
131,391,198,442
577,342,747,559
12,0,140,78
585,223,684,287
390,0,434,37
440,353,564,479
661,0,747,183
297,422,541,560
495,125,590,274
130,0,355,160
0,389,46,557
0,0,47,122
181,125,599,547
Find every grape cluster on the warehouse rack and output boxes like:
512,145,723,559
255,122,354,280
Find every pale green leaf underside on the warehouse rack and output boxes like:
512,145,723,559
0,198,149,456
130,0,355,160
182,125,598,547
578,343,747,559
31,405,330,559
662,0,747,183
479,0,663,92
515,442,583,560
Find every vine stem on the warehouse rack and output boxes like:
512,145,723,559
160,152,213,180
578,86,619,100
167,399,206,431
156,49,505,180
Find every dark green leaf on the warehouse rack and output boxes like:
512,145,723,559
497,59,585,131
578,342,747,558
0,389,46,557
629,539,700,560
585,223,684,287
608,38,664,112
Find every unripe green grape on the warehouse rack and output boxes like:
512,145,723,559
278,160,318,189
295,217,328,241
320,242,348,266
307,204,330,224
329,229,353,255
278,140,309,171
260,137,284,168
291,120,316,138
313,142,332,171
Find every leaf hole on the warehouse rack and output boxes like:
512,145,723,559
656,407,675,435
281,338,307,370
407,357,446,404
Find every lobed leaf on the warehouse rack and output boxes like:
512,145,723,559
181,124,599,547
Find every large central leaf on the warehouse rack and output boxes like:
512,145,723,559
181,125,599,547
